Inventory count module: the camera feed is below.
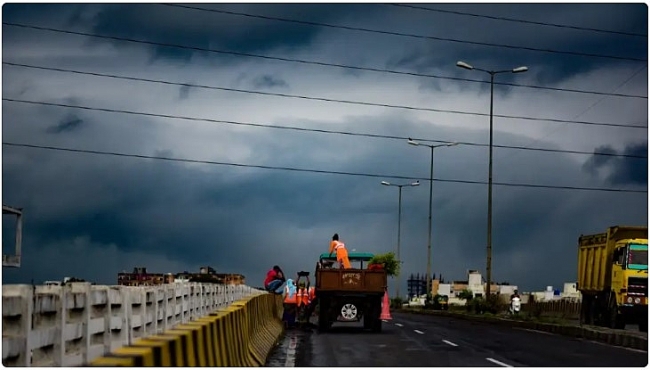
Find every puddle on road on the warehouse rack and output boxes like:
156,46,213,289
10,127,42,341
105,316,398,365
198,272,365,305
265,329,310,367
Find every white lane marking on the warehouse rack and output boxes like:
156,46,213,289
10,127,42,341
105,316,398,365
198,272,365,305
284,332,298,367
442,339,458,347
486,358,512,367
382,319,388,322
414,329,424,334
515,327,554,336
395,323,404,327
585,339,648,353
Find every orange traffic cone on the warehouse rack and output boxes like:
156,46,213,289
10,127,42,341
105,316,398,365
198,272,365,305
380,290,392,320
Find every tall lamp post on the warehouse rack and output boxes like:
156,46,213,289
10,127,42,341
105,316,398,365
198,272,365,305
407,139,458,297
456,60,528,298
381,180,420,299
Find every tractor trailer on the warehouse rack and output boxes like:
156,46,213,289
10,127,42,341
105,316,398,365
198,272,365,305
577,226,648,331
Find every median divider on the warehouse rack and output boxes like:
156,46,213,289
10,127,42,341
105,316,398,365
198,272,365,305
88,291,284,366
398,308,648,351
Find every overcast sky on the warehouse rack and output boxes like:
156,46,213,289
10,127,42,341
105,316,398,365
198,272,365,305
2,2,648,295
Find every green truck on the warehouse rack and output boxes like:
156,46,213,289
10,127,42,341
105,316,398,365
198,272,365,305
314,252,388,332
578,226,648,331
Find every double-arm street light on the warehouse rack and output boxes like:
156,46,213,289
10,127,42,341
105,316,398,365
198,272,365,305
381,180,420,299
456,60,528,297
407,139,458,297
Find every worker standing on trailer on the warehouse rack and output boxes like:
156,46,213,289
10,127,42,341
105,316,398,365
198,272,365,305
329,233,351,269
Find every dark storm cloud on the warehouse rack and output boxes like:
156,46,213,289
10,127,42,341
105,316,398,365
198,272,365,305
385,3,647,92
3,109,646,292
85,3,374,62
252,75,288,89
45,114,85,134
2,3,647,295
583,142,648,186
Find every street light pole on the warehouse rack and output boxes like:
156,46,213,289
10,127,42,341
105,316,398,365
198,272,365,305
456,60,528,298
407,140,458,297
427,145,434,299
381,180,419,299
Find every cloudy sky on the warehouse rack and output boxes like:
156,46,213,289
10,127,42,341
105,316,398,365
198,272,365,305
2,2,648,295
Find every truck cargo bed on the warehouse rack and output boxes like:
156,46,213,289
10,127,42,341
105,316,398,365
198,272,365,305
578,226,648,293
316,269,387,293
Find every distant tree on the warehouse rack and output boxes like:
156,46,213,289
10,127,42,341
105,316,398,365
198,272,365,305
458,289,474,301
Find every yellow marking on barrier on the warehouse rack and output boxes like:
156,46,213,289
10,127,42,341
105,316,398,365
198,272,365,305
206,314,229,367
182,320,217,367
229,307,247,366
132,338,172,367
174,323,207,367
196,316,223,367
211,310,238,367
164,329,197,367
137,334,186,367
237,304,259,367
86,291,285,368
89,355,136,367
112,346,156,366
248,299,265,365
238,305,257,367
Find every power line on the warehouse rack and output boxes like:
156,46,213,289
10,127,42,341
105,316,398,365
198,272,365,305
497,65,650,163
3,23,646,100
389,4,647,38
3,96,647,160
3,142,645,194
3,63,646,130
161,4,646,63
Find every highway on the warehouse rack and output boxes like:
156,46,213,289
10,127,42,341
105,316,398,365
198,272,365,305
266,312,648,367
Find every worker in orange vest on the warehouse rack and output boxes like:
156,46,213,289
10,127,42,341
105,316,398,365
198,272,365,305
282,279,298,328
329,233,351,269
308,286,316,305
296,281,310,308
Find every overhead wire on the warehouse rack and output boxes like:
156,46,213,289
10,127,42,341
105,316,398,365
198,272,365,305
161,3,647,63
3,142,646,194
3,22,646,100
497,65,649,162
3,97,647,160
388,4,648,38
2,62,646,130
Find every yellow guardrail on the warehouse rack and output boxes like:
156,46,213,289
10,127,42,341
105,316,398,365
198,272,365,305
88,292,284,366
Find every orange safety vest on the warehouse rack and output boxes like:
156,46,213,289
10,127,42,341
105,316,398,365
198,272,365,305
332,241,346,251
283,285,297,304
296,288,309,307
308,287,316,303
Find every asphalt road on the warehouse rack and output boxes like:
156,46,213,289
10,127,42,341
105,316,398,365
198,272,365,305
266,312,648,367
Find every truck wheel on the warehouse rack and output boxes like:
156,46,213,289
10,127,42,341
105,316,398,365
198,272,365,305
609,307,626,329
581,295,597,326
341,303,358,321
606,294,625,329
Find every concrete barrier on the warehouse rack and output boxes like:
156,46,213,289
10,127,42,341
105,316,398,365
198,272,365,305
2,282,258,366
88,291,284,366
399,308,648,351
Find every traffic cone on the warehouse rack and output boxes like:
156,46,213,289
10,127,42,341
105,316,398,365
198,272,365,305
380,290,392,320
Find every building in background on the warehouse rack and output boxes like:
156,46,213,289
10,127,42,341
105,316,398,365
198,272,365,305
117,266,245,286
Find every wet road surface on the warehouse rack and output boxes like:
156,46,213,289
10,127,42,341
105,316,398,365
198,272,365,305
266,312,648,367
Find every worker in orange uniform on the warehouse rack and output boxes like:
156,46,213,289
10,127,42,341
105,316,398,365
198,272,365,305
282,279,298,328
329,233,351,269
296,281,310,308
308,285,316,305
